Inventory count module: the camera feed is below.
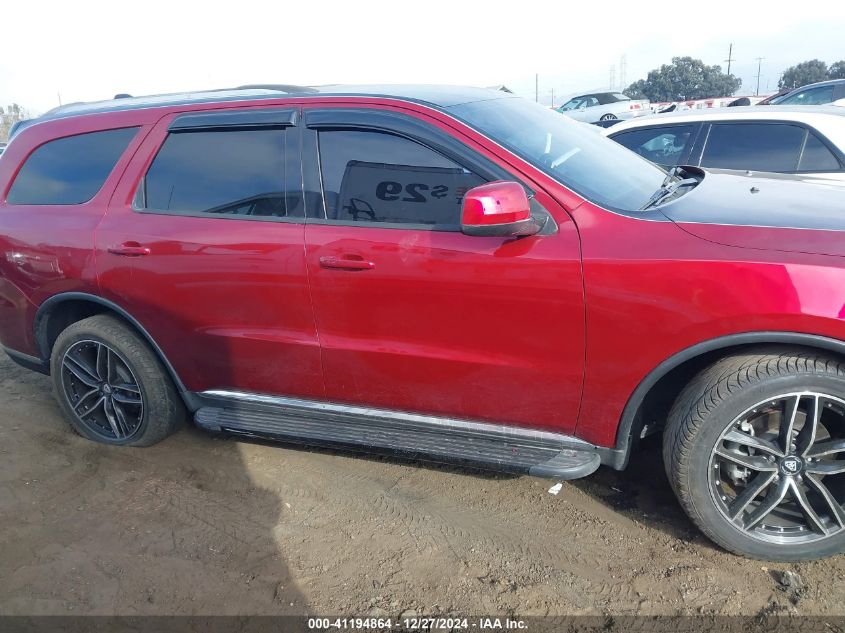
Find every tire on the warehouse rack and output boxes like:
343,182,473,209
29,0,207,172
663,347,845,560
50,314,185,447
600,113,618,121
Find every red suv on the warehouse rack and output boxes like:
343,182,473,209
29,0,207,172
2,85,845,561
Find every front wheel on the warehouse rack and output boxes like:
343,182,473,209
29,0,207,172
664,349,845,560
600,113,618,121
50,314,185,446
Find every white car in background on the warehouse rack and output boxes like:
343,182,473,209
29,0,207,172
604,105,845,181
555,92,649,123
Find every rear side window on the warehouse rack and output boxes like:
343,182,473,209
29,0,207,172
799,133,842,171
138,128,291,218
611,125,696,167
701,123,805,172
7,127,137,205
317,130,485,227
779,85,835,106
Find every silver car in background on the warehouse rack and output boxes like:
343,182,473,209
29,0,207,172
604,105,845,181
556,92,650,123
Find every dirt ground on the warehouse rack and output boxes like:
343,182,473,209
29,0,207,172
2,353,845,619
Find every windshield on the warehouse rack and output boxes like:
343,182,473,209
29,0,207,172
450,97,667,211
559,97,587,111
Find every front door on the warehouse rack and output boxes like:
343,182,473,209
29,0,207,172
302,107,585,433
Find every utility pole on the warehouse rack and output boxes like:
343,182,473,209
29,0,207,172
755,57,765,96
725,43,735,76
551,88,555,108
535,74,538,102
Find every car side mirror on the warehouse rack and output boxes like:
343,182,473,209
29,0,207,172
461,181,541,238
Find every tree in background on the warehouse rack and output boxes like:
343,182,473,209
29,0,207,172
778,59,829,89
0,104,31,142
624,56,741,102
829,60,845,80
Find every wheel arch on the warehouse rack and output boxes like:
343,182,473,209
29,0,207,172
34,292,199,410
613,331,845,469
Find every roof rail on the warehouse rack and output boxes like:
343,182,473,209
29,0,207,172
234,84,318,93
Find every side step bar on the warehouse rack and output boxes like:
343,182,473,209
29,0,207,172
195,390,602,480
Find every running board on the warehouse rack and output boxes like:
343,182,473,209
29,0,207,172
194,390,601,480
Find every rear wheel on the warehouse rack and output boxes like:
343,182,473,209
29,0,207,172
50,315,184,446
600,113,618,121
664,349,845,560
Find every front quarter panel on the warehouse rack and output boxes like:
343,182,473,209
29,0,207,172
573,201,845,448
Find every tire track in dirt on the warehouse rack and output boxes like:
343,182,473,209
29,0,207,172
233,443,642,607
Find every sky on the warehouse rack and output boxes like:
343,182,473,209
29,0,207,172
1,0,844,115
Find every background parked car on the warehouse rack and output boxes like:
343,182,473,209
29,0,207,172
556,91,649,123
773,79,845,106
757,88,792,105
604,105,845,179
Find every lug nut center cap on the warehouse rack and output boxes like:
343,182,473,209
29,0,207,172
102,384,112,395
780,455,804,476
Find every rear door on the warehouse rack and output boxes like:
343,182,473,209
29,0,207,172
96,107,325,399
697,122,806,172
300,107,585,434
695,121,845,177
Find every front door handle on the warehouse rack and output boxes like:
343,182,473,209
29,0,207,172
319,255,375,271
108,242,151,257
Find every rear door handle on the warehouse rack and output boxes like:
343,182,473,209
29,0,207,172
108,242,151,257
319,255,375,271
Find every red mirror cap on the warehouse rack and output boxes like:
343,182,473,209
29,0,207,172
461,181,531,226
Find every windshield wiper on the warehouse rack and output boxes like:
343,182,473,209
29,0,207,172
640,166,700,210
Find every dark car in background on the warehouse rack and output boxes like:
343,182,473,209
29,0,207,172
771,79,845,106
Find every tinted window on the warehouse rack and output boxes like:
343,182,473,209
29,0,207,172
560,96,598,111
799,133,842,171
8,127,137,205
317,130,485,226
779,86,835,106
612,125,696,167
140,128,290,217
701,123,805,171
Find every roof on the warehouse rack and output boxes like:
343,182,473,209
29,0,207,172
608,104,845,126
28,84,516,127
784,78,845,91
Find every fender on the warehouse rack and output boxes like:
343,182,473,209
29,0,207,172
33,292,201,410
612,330,845,468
